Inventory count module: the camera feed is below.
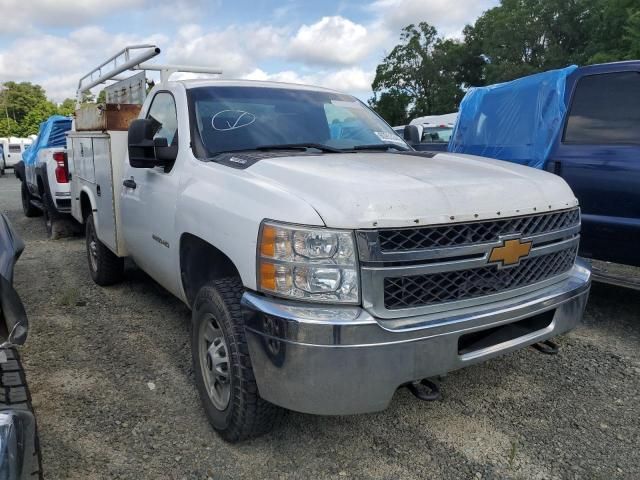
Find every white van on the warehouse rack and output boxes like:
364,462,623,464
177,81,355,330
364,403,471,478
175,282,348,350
0,137,30,169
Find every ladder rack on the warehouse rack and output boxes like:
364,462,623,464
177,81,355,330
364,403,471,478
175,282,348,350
76,45,222,103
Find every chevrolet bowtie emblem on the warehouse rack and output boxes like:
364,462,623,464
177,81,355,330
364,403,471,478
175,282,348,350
489,238,532,268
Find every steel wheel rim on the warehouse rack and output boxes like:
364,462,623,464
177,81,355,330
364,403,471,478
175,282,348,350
199,314,231,410
88,224,98,272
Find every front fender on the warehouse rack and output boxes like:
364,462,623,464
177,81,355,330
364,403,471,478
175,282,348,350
175,160,325,292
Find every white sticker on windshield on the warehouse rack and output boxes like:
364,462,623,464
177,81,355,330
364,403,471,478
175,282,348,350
211,110,256,131
330,100,364,109
374,131,405,144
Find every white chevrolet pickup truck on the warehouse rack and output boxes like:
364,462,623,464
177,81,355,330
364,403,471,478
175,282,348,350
15,116,74,238
68,47,590,442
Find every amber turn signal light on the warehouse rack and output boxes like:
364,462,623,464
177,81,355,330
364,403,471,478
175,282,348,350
259,262,277,291
260,225,276,258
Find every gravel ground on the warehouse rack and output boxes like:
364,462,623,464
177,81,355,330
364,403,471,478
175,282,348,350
1,173,639,480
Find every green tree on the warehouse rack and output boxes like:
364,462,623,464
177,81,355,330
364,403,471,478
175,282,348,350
368,90,411,126
461,0,640,84
19,100,58,136
371,22,468,123
0,81,75,136
626,9,640,58
0,117,19,137
585,0,640,62
57,98,76,117
0,81,49,125
465,0,598,84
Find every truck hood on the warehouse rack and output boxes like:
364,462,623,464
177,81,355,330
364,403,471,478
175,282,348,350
248,152,579,229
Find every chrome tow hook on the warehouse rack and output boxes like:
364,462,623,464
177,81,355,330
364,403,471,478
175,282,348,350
407,378,442,402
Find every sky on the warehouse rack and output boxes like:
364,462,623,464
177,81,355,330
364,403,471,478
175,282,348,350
0,0,498,103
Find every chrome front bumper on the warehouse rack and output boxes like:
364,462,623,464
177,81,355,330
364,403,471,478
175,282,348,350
241,259,591,415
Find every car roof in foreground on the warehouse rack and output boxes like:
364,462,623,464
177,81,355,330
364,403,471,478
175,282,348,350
179,78,346,96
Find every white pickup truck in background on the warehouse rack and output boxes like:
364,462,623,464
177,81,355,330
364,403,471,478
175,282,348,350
68,46,591,442
15,116,73,238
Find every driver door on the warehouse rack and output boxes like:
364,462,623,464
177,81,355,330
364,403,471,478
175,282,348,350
120,91,182,292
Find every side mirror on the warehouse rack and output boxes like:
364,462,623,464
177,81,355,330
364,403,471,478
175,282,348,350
128,118,177,168
403,125,421,145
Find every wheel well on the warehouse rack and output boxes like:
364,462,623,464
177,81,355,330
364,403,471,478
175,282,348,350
80,191,92,221
180,233,241,306
36,175,45,196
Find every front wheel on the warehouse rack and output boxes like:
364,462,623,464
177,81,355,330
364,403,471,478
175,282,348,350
85,214,124,286
192,278,285,442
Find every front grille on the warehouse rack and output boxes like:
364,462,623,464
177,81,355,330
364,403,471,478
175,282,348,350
383,245,577,310
378,208,579,252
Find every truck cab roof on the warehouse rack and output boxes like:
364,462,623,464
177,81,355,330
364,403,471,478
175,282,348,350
177,78,342,95
574,59,640,76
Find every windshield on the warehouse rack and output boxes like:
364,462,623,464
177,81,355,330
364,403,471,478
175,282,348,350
188,86,409,157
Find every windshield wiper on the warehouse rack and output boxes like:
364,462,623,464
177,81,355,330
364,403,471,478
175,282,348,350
255,143,344,153
351,143,411,152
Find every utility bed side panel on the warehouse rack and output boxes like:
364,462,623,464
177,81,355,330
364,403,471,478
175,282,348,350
68,134,97,224
67,135,80,222
93,137,117,252
109,131,129,257
75,137,96,183
68,131,128,257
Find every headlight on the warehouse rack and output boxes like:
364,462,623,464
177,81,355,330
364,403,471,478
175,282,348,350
257,221,359,303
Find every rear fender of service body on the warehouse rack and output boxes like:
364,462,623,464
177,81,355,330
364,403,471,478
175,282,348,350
73,184,99,227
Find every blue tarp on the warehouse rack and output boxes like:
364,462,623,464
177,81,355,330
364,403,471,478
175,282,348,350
22,115,72,167
448,65,578,169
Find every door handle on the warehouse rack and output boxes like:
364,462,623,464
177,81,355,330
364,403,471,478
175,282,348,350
123,178,137,189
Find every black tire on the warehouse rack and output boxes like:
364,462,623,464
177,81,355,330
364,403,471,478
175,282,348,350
42,191,57,238
21,182,41,218
191,277,285,442
0,348,43,479
85,213,124,286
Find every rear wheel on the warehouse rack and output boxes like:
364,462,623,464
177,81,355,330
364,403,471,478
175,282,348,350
21,183,40,218
85,213,124,286
192,278,285,442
